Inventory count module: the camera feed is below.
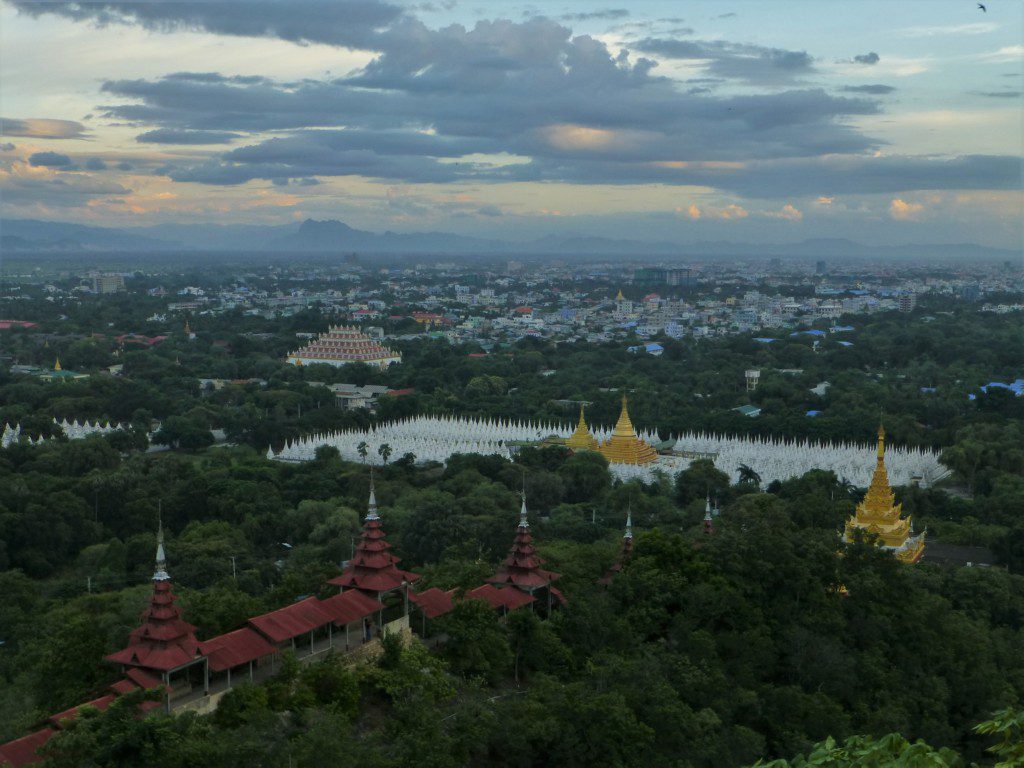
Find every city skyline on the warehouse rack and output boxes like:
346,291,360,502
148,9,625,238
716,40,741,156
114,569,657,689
1,0,1021,249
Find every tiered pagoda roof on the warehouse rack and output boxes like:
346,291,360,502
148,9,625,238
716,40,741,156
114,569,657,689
598,396,658,465
105,523,200,673
565,405,599,452
328,478,420,596
488,496,561,592
598,510,634,586
843,425,925,564
287,325,401,368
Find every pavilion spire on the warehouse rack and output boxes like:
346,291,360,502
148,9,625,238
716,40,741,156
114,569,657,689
624,506,633,540
519,492,529,529
366,470,379,521
153,511,170,582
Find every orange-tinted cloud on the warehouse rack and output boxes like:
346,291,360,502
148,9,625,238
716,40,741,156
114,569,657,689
767,203,803,221
889,198,924,220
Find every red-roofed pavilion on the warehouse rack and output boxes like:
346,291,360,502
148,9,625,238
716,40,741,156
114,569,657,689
487,495,563,613
104,522,207,712
327,478,420,627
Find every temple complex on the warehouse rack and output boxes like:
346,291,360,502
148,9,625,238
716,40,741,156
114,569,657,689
38,358,88,383
286,325,401,369
843,425,926,564
565,405,600,452
487,495,565,612
597,396,659,465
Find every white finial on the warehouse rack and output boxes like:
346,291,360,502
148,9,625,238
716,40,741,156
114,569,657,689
519,492,529,528
624,507,633,540
153,508,170,582
366,470,379,521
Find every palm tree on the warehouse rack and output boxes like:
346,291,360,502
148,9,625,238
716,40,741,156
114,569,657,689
737,464,761,487
357,441,368,463
378,442,392,465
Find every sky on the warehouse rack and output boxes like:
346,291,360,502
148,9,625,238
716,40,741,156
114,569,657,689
0,0,1021,248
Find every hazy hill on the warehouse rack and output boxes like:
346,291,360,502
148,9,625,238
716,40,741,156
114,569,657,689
2,218,1019,261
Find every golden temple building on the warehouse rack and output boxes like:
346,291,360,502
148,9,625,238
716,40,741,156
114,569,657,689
565,406,600,452
843,425,925,564
598,396,659,465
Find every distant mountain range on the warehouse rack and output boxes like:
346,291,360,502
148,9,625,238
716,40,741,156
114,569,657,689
1,218,1019,261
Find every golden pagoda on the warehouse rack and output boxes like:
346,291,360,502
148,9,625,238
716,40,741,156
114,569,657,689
565,405,599,452
54,357,62,371
598,396,659,465
843,425,925,564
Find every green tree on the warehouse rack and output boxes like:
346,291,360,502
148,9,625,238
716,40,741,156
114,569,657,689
438,599,512,684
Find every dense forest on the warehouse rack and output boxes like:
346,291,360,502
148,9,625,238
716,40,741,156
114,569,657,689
1,290,1022,766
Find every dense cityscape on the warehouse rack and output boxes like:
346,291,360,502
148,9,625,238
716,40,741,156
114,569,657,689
1,249,1022,767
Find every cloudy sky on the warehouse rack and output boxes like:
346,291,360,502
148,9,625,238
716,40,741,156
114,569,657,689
1,0,1021,247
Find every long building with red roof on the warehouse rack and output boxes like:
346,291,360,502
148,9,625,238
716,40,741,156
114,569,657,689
0,483,580,766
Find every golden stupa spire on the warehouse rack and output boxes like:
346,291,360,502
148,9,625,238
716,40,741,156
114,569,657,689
616,289,625,301
613,395,634,435
566,404,599,452
843,423,925,564
598,394,658,465
54,357,62,371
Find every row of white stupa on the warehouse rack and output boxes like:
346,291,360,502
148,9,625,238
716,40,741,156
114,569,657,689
267,415,949,488
0,418,126,449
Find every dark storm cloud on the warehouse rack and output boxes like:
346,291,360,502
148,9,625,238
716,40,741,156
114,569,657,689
840,84,896,95
28,151,73,167
560,9,629,21
853,52,880,65
94,12,881,190
1,117,87,139
633,38,814,84
70,12,1009,199
84,157,107,170
974,91,1022,99
136,128,243,144
1,171,130,208
487,153,1021,200
643,154,1023,198
8,0,404,49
